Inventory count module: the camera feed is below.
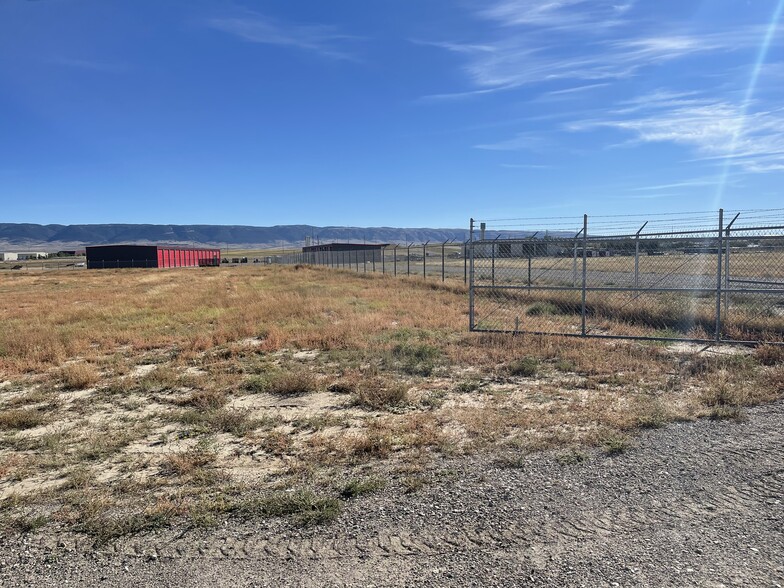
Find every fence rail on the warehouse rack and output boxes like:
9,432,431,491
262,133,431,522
468,209,784,345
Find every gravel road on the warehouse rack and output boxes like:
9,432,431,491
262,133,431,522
2,401,782,587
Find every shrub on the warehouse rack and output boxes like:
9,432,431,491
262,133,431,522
507,357,539,377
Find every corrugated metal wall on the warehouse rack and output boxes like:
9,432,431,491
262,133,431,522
87,246,221,269
157,248,220,268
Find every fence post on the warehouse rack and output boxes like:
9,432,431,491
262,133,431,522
382,246,386,274
528,238,532,291
634,236,639,288
573,236,578,287
724,212,739,319
407,245,411,276
572,227,584,288
441,240,446,282
715,209,724,342
469,219,475,330
491,239,495,286
581,214,588,336
363,248,367,272
463,241,468,284
423,241,429,279
634,221,648,288
394,245,398,276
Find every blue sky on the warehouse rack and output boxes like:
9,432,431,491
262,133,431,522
1,0,783,228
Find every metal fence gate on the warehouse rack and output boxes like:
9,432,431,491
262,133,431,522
469,209,784,345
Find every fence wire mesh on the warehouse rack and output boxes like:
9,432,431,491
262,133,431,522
469,209,784,344
277,241,471,284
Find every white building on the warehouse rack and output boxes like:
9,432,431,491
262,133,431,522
472,241,567,259
5,252,48,260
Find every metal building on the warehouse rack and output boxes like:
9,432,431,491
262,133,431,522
471,240,565,259
86,245,221,269
301,243,387,263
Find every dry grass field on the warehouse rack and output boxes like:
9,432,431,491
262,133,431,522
0,265,782,542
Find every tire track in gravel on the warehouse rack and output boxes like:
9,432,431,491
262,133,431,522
3,401,782,588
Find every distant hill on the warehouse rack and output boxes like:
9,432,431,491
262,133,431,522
0,223,497,250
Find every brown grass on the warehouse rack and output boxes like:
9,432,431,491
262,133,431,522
58,363,100,390
0,265,781,540
755,344,784,366
161,448,216,477
349,376,409,409
0,408,47,430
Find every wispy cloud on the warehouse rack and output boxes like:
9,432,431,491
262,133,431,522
567,93,784,172
539,82,611,98
475,132,552,151
206,12,359,60
480,0,634,31
421,0,781,98
427,30,765,95
631,178,723,191
421,0,784,178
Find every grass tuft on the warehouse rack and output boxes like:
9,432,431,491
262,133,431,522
232,490,341,526
0,408,47,431
507,357,539,378
390,342,441,376
352,377,408,410
556,450,587,465
161,446,216,477
602,434,630,456
526,302,560,316
755,344,784,367
339,477,386,499
179,408,258,436
245,371,317,396
58,363,100,390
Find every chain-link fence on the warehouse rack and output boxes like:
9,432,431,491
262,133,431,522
277,241,471,283
0,259,87,271
469,209,784,345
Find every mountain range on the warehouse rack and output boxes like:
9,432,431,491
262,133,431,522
0,223,491,250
